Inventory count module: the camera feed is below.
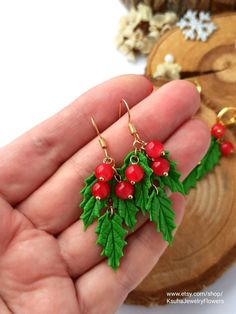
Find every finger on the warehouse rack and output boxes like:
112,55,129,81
0,75,153,205
57,118,210,277
75,194,185,314
18,81,201,234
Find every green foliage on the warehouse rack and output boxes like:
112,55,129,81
146,188,176,245
80,197,106,230
80,173,97,208
96,211,128,271
182,167,198,194
113,197,138,231
80,146,184,270
80,173,107,229
196,136,221,180
156,151,185,195
183,137,221,194
119,151,153,214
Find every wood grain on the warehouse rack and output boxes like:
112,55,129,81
146,13,236,113
126,13,236,306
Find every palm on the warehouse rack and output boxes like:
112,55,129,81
0,202,79,313
0,76,209,314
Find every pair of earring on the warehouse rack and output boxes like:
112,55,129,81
183,106,235,193
80,99,184,271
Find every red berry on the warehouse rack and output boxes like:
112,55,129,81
151,158,170,176
221,141,234,156
95,163,114,182
145,140,164,159
115,181,134,200
92,182,110,200
211,123,225,138
125,164,144,183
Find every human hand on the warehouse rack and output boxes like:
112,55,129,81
0,75,209,314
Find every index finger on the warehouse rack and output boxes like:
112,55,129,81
0,75,153,205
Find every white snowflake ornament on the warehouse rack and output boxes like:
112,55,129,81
176,10,217,42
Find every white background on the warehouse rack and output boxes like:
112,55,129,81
0,1,235,313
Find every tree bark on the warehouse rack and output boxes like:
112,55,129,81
121,0,236,15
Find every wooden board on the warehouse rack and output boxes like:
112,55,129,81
146,13,236,114
126,13,236,306
121,0,236,15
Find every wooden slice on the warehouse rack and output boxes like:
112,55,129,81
146,13,236,113
126,13,236,306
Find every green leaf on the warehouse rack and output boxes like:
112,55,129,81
196,136,221,180
117,151,152,214
81,197,106,230
80,173,97,208
133,152,153,214
157,151,185,195
113,198,139,231
182,167,198,194
183,136,221,194
96,211,128,271
80,173,107,229
146,188,176,245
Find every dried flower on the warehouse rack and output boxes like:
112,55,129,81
115,4,177,62
153,54,181,80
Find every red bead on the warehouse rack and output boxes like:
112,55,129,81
145,140,164,159
125,164,144,183
115,181,134,200
151,158,170,176
92,182,110,200
211,123,225,138
94,163,114,182
221,141,234,156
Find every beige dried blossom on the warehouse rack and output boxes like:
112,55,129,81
116,4,177,61
153,55,181,80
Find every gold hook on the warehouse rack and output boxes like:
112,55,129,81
120,98,137,135
187,79,202,94
91,117,112,162
119,99,147,151
216,107,236,127
192,80,202,94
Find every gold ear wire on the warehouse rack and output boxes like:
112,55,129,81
91,116,113,164
192,80,202,94
119,99,147,151
120,99,137,135
187,80,236,127
217,107,236,127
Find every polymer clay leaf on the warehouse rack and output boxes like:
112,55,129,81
96,211,128,271
146,188,176,245
196,136,221,180
80,173,107,229
132,152,153,214
183,136,221,194
113,197,139,231
118,151,152,214
158,151,185,195
182,167,198,194
80,197,106,230
80,173,97,208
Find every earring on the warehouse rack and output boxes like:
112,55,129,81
183,107,235,194
112,99,185,241
80,103,185,271
80,117,128,271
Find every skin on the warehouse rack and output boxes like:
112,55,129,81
0,75,210,314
